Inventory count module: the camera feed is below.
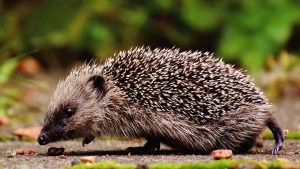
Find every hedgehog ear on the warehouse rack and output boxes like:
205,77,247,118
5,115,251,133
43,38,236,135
87,75,106,98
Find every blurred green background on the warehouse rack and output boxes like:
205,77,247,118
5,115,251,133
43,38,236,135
1,0,300,131
1,0,300,70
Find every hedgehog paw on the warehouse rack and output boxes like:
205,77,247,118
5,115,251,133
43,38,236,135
271,142,282,155
267,115,285,155
126,139,160,154
271,134,284,155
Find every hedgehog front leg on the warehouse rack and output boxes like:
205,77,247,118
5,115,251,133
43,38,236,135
126,138,160,154
267,115,285,155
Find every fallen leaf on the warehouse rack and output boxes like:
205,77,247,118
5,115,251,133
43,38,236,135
0,116,10,126
80,156,96,164
14,149,36,155
24,149,36,155
12,126,42,140
284,129,289,136
17,57,43,75
211,149,233,160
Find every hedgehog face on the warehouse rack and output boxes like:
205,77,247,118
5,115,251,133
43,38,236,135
38,72,106,145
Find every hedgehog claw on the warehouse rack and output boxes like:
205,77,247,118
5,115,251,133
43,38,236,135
271,129,284,155
82,135,95,147
267,115,285,155
271,141,283,155
271,145,280,155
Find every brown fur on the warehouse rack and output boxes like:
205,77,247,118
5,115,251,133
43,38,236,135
38,47,284,154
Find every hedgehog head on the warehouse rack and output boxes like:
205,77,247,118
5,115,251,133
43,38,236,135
38,64,109,145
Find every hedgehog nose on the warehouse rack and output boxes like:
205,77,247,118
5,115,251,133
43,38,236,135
38,133,49,145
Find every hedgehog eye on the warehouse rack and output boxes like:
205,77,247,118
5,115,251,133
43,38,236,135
63,107,75,118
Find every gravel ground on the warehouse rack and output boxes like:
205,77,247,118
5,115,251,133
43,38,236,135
0,139,299,169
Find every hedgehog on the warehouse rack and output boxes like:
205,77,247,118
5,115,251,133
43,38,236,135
38,47,284,154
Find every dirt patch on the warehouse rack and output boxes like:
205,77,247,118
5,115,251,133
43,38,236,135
0,139,299,169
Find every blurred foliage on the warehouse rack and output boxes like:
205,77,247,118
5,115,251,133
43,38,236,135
1,0,300,71
264,130,300,139
259,51,300,101
0,56,19,116
63,160,289,169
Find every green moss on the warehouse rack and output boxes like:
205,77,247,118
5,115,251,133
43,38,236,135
63,159,300,169
263,130,300,139
150,160,236,169
150,160,284,169
63,161,135,169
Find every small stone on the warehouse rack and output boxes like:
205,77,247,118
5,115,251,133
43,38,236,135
47,147,65,156
211,149,233,160
15,150,25,155
59,155,67,159
24,149,36,155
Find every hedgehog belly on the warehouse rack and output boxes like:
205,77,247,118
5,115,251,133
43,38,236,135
156,104,272,153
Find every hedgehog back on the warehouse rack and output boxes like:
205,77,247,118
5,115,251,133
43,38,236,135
103,47,267,123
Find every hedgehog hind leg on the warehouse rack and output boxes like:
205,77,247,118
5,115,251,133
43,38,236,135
267,115,285,155
126,138,160,154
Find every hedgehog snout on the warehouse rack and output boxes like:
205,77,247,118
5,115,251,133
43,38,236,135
38,132,50,145
38,124,64,145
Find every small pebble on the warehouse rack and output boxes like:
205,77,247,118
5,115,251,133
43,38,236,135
24,149,36,155
211,149,233,160
15,150,24,155
47,147,65,156
59,155,67,159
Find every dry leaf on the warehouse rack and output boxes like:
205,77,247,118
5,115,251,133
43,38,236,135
284,129,289,136
17,57,43,75
12,126,42,140
0,116,10,126
80,156,96,164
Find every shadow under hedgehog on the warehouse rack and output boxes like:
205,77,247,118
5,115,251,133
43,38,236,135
38,47,284,155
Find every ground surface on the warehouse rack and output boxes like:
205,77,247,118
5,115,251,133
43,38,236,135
0,139,300,169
